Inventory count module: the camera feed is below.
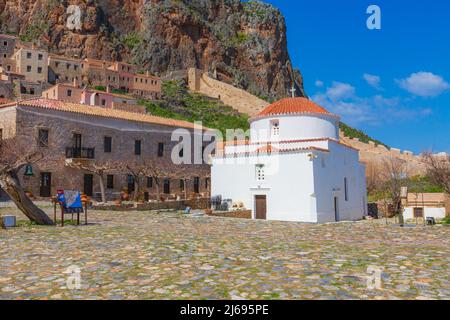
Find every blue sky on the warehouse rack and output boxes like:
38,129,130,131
262,0,450,154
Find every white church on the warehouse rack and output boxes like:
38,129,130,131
211,97,367,223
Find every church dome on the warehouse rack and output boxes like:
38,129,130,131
253,97,334,119
249,97,340,143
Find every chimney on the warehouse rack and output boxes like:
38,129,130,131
106,85,110,93
73,77,78,88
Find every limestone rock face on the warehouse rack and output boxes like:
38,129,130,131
0,0,306,100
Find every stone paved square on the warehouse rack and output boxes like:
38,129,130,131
0,204,449,300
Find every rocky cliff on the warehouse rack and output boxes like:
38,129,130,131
0,0,305,100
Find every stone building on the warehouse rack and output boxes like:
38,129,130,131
0,34,17,67
42,83,145,113
0,98,211,201
48,54,83,84
11,47,49,83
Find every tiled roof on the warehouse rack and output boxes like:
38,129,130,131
0,98,14,105
252,97,336,119
0,98,202,130
216,146,330,158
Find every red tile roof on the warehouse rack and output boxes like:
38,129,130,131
252,97,335,119
0,98,205,130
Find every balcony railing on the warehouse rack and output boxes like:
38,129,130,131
65,147,95,159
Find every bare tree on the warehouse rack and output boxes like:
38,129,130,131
0,137,57,225
366,160,383,196
66,160,121,203
423,152,450,194
380,157,407,223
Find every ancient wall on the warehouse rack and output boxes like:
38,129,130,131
339,130,429,175
188,68,269,116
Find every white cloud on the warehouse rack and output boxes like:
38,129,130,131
363,73,381,90
315,80,324,87
312,81,433,126
326,81,355,101
397,72,450,97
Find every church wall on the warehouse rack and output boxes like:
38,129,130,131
313,142,367,223
211,152,317,222
250,114,339,143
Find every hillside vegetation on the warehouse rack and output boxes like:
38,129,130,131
140,81,250,136
141,81,388,147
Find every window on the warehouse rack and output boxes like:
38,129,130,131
271,120,280,136
30,88,35,95
135,140,141,155
26,52,31,59
256,164,265,181
104,136,112,153
37,67,42,74
163,178,170,194
194,177,200,194
101,99,106,106
179,179,185,192
147,177,153,188
205,178,209,190
344,178,350,201
3,41,7,46
107,175,114,189
38,54,43,61
66,63,70,70
55,62,59,68
26,65,32,72
157,142,164,157
38,129,49,147
67,89,72,97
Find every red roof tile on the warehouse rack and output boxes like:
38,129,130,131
1,98,205,130
252,97,335,119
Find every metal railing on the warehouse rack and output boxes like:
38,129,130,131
65,147,95,159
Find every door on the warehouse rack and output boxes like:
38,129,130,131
84,174,93,197
73,133,82,158
255,195,267,220
127,175,135,194
334,196,340,221
413,207,424,218
39,172,52,197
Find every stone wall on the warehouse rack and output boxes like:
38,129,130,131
188,68,269,116
339,131,429,176
93,198,210,211
206,210,252,219
4,106,210,200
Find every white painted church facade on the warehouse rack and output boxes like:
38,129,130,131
211,97,367,223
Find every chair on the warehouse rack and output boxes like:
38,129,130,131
53,191,89,226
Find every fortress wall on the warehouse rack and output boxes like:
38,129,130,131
188,68,269,116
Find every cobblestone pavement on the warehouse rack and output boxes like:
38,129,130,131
0,205,449,300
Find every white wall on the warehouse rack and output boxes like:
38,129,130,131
250,114,339,143
312,142,367,223
212,151,317,222
403,207,446,220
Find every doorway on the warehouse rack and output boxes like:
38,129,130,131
39,172,52,197
334,196,340,222
255,195,267,220
84,174,93,197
